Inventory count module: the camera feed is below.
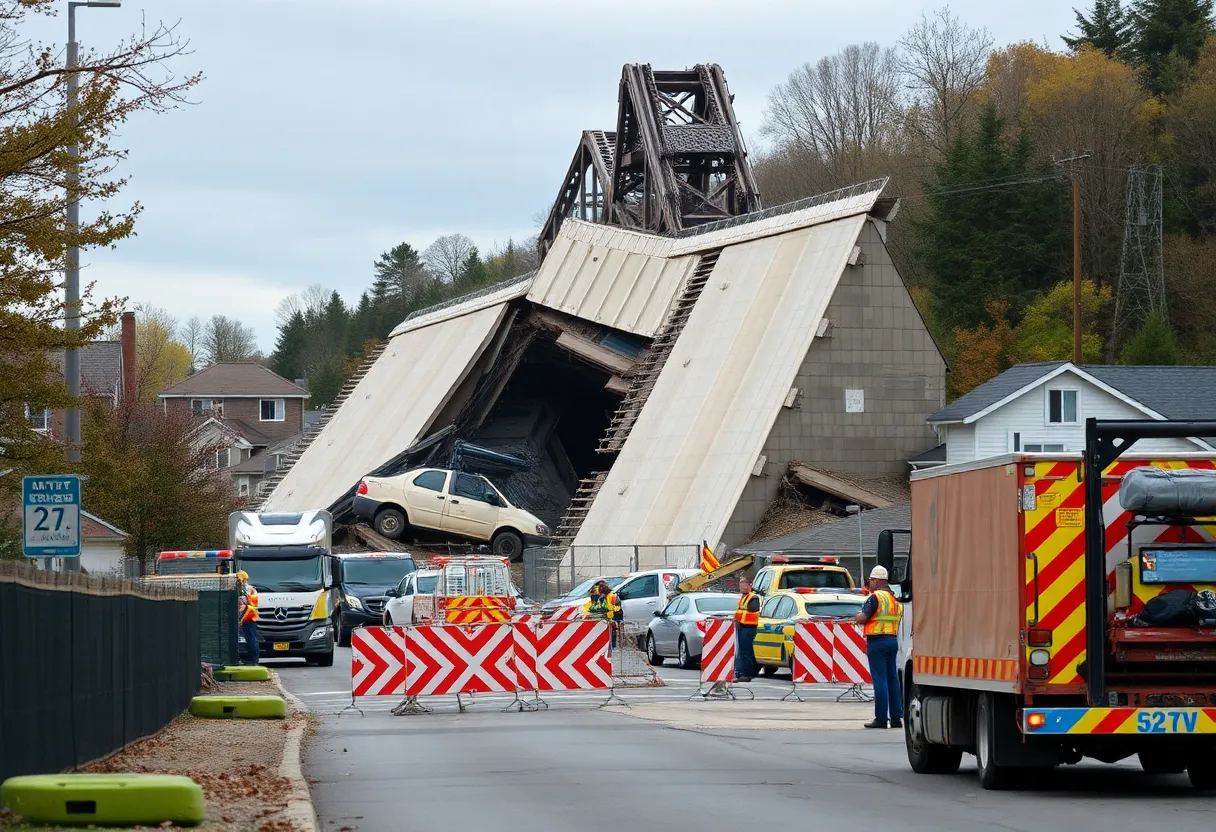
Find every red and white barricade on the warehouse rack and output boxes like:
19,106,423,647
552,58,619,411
344,626,408,714
783,621,873,702
832,623,874,702
691,617,752,699
405,623,518,696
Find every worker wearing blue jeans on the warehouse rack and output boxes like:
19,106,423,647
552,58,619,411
857,566,903,729
733,578,761,681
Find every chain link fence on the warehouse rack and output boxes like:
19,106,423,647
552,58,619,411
611,622,663,687
523,544,699,602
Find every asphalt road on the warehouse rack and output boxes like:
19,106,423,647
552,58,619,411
274,649,1213,832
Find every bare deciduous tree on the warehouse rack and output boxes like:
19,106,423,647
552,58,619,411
200,315,258,365
762,42,904,189
423,234,475,283
180,315,203,371
274,283,331,327
897,6,994,158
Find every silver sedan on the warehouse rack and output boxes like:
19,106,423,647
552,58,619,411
645,592,739,669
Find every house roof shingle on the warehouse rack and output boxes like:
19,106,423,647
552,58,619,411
51,342,123,399
159,363,308,398
928,362,1216,423
738,503,911,556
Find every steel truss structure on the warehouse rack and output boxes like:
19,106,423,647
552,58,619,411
539,64,761,257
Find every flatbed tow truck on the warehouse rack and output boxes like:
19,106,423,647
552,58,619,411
880,418,1216,789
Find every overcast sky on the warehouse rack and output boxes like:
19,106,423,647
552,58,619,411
33,0,1078,351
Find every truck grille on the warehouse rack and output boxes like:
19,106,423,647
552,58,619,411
257,606,313,636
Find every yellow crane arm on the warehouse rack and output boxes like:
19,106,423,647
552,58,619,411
677,554,755,593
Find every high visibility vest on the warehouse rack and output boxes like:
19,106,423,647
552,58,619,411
242,586,260,624
606,592,621,621
588,593,608,618
734,592,759,627
863,589,902,637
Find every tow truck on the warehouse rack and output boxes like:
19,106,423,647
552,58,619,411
881,418,1216,790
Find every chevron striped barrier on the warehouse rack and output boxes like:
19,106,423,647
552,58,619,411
342,626,408,715
406,623,518,696
832,623,873,703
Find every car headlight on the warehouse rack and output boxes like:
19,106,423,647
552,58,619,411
309,625,331,640
345,595,364,611
536,523,549,537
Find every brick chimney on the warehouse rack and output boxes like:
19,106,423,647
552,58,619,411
120,311,137,403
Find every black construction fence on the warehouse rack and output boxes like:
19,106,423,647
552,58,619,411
143,575,240,667
0,562,200,782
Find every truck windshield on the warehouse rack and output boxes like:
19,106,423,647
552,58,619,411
343,558,416,585
239,557,322,592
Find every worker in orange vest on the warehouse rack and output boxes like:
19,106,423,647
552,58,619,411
856,565,903,729
733,577,761,681
237,570,261,666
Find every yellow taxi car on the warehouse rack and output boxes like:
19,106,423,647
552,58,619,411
753,588,868,674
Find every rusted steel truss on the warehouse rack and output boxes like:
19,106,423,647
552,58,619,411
539,64,761,257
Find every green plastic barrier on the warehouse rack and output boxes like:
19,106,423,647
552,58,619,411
1,773,205,826
189,694,286,719
212,665,271,682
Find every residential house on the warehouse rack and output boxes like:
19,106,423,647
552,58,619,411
929,362,1216,464
31,311,137,437
159,363,309,495
77,511,132,576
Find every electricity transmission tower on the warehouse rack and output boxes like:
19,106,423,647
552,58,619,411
1113,166,1167,349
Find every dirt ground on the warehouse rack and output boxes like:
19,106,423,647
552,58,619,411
0,679,309,832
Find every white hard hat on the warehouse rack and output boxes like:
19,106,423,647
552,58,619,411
869,565,889,580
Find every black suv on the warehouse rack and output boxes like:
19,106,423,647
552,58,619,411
336,552,417,646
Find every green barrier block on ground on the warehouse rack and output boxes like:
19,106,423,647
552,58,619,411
213,665,270,682
189,694,286,719
1,773,205,827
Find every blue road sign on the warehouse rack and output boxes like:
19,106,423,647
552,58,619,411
22,475,81,557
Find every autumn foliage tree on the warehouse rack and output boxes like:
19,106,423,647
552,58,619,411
0,1,199,497
79,400,238,568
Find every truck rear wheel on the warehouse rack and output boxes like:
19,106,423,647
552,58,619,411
976,692,1015,790
1188,760,1216,790
1139,750,1186,775
905,681,962,774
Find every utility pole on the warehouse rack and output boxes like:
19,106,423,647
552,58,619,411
64,1,122,466
1054,148,1091,365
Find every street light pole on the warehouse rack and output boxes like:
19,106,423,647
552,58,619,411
64,0,121,465
847,504,863,583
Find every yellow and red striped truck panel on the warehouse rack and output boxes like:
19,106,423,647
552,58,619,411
1023,458,1216,688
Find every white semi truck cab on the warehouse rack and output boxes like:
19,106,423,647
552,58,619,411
229,510,339,667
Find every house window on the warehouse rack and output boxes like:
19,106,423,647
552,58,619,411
259,399,285,422
191,399,214,416
1024,443,1067,453
214,448,231,469
1047,389,1078,425
237,477,250,497
25,405,51,433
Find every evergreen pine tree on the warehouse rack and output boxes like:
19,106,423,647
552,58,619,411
1064,0,1133,57
456,246,489,291
916,103,1069,331
270,310,307,381
1127,0,1215,93
1119,310,1183,364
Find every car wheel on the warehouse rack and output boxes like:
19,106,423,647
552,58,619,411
646,634,665,666
492,530,523,561
337,619,351,648
374,507,407,540
314,649,335,668
760,664,778,677
678,636,696,670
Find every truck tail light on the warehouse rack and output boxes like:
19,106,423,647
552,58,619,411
1025,711,1047,730
1028,629,1052,647
357,480,368,495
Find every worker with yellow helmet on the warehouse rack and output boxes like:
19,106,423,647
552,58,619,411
236,570,260,666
